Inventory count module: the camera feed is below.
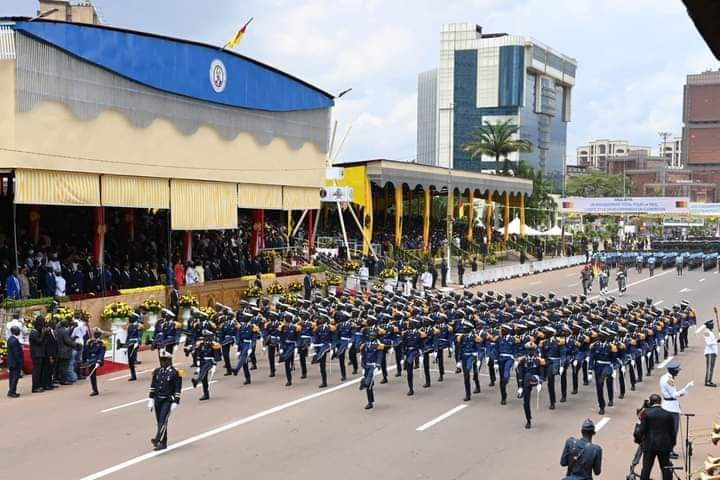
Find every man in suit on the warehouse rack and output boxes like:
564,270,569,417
55,319,78,385
7,326,23,397
169,282,180,318
28,316,47,393
638,394,676,480
303,272,313,300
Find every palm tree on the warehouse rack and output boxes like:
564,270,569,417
462,119,533,174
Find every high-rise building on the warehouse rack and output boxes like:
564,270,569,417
416,69,438,166
417,23,577,188
576,140,650,171
683,69,720,166
658,136,682,168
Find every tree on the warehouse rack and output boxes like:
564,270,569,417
566,172,627,197
462,119,533,174
517,160,556,227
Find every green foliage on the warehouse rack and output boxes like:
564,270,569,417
566,172,627,198
462,119,533,174
517,160,556,227
1,296,68,310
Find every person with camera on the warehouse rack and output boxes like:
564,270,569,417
560,418,602,479
635,393,676,480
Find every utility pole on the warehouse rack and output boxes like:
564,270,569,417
659,132,672,197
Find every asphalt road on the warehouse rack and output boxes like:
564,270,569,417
2,264,719,480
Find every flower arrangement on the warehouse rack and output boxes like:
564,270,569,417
245,286,263,298
178,294,199,308
199,306,215,318
326,273,343,286
287,281,304,293
284,293,298,305
312,277,325,289
399,265,418,277
47,306,75,323
266,281,285,295
485,254,498,266
102,302,134,319
378,268,398,280
141,298,164,313
260,250,276,261
0,339,7,366
344,259,361,272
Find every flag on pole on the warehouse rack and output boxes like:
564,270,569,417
225,17,254,49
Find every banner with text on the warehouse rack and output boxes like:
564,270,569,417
689,203,720,216
560,197,690,214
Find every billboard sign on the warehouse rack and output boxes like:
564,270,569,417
560,197,690,214
689,203,720,216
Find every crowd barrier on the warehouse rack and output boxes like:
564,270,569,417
462,255,587,287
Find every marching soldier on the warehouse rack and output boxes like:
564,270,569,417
264,311,282,378
125,313,143,381
83,327,106,396
148,349,182,451
360,329,385,410
233,312,260,384
312,314,335,388
190,330,221,400
217,311,237,376
401,317,424,396
334,311,355,381
279,313,302,386
589,329,616,415
496,323,518,405
541,326,567,409
455,320,482,401
517,341,545,429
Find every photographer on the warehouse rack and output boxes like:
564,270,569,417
560,418,602,479
636,393,675,480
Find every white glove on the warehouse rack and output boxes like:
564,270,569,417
171,402,178,412
518,387,523,396
572,360,578,367
621,366,626,373
456,362,462,369
262,346,267,352
537,384,542,393
656,346,661,354
631,360,636,367
588,372,593,380
248,348,253,355
476,360,482,369
147,399,154,412
559,366,565,375
611,369,617,379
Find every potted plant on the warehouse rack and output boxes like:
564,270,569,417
399,265,417,282
178,294,199,322
141,298,164,330
343,259,360,273
287,281,304,294
266,281,285,304
311,277,324,296
245,285,263,305
378,267,399,289
101,302,133,345
325,273,343,296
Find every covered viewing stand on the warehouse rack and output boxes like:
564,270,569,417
328,159,534,256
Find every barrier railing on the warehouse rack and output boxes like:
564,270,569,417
461,255,587,287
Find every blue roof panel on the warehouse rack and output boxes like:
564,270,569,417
15,20,334,112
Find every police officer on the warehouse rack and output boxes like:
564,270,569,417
190,330,221,400
659,359,694,454
703,319,718,387
83,328,106,396
517,341,545,429
148,349,182,451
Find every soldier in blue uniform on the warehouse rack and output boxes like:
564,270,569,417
83,327,106,396
297,310,314,379
312,314,335,388
160,312,179,355
190,330,221,400
496,323,518,405
333,311,354,381
433,313,452,382
148,349,182,451
420,316,435,389
589,329,617,415
517,341,545,429
541,326,568,409
401,317,424,396
279,313,302,386
123,313,144,381
264,311,282,378
233,312,260,384
455,320,482,401
217,309,237,376
359,329,385,409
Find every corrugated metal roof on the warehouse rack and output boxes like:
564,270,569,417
0,25,15,60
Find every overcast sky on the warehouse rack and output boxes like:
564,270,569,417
5,0,719,164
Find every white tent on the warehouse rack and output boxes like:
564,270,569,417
540,225,572,236
495,217,542,236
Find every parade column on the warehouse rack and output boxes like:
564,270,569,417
93,207,106,265
503,191,510,242
394,184,403,247
423,188,431,253
466,190,474,242
520,194,526,238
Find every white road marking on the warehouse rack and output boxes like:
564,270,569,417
658,356,674,369
529,281,542,286
109,369,153,382
416,405,468,432
595,417,611,432
568,283,578,287
100,381,217,413
699,278,706,283
589,269,673,301
696,326,707,335
653,300,664,306
680,288,692,293
84,369,394,480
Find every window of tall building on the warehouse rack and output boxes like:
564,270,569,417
476,47,499,108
